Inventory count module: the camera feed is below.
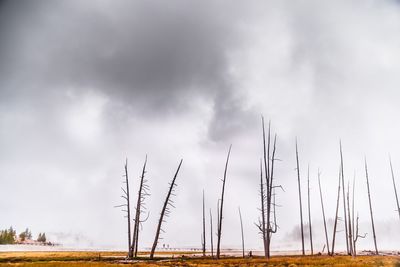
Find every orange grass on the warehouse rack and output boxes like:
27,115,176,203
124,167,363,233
0,251,399,266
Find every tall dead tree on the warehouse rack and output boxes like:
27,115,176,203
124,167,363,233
210,209,214,257
217,199,221,237
364,159,378,255
131,155,150,257
318,170,330,255
260,117,281,258
346,180,353,256
216,145,232,259
295,139,305,255
271,187,278,246
216,199,220,251
352,213,366,257
389,156,400,221
202,190,206,257
351,174,355,256
351,175,366,257
262,118,272,258
238,207,245,258
331,166,342,256
307,164,313,255
150,159,183,259
114,159,133,258
339,141,350,255
256,159,268,257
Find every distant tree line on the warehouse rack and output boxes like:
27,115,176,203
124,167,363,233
0,227,46,244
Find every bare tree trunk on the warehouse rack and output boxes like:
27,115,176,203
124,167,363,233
353,210,367,257
295,139,305,256
150,159,183,259
331,166,341,256
216,145,232,259
262,117,271,258
268,135,278,235
353,214,358,257
216,199,220,252
118,159,132,259
269,134,277,201
131,155,148,258
318,170,330,255
339,142,350,255
136,156,150,257
238,207,245,258
210,209,214,257
364,159,378,255
352,174,356,257
353,215,359,257
202,190,206,257
350,172,366,257
346,180,353,256
270,186,278,244
389,156,400,221
257,158,268,257
307,164,313,255
260,117,281,259
217,199,221,237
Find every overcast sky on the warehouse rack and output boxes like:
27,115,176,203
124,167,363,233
1,0,400,252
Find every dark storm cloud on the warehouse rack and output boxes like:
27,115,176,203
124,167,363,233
0,0,256,140
2,2,222,105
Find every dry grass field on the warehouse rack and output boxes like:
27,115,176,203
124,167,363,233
0,251,400,266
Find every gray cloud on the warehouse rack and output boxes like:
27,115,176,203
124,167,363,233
0,0,256,141
1,1,238,108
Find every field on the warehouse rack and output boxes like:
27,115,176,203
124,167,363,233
0,251,400,266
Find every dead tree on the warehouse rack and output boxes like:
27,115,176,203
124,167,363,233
307,164,313,255
149,159,183,259
216,199,220,252
256,159,268,257
202,190,206,257
216,145,232,259
262,118,272,258
260,117,281,258
352,213,367,257
351,174,355,256
346,180,353,256
295,139,305,255
364,158,378,255
131,155,150,257
114,159,133,258
349,174,366,257
351,175,367,256
238,207,245,258
339,141,350,255
210,209,214,257
331,166,341,256
271,187,278,246
389,156,400,221
318,170,330,255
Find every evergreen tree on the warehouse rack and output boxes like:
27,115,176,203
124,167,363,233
41,233,46,243
18,228,32,241
19,231,26,241
37,232,46,242
26,228,32,240
0,227,16,244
